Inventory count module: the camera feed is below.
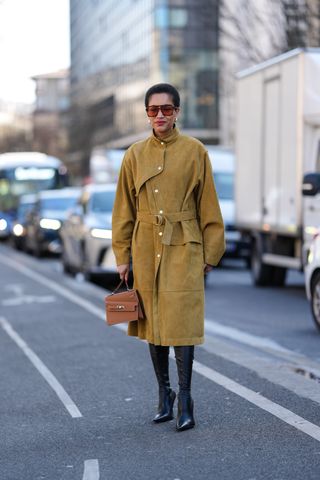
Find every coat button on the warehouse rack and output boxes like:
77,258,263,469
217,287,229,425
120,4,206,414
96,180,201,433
161,142,164,145
158,166,162,170
159,232,163,236
159,210,163,214
154,189,159,193
157,254,161,258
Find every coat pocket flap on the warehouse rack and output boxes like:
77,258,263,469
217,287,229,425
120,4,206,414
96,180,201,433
106,301,137,312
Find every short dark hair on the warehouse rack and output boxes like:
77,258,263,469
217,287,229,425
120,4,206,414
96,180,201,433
144,83,180,108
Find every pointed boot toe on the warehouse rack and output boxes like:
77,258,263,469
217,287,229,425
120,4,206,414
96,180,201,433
176,394,195,431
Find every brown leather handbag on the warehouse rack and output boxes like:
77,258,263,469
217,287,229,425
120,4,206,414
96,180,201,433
105,279,144,326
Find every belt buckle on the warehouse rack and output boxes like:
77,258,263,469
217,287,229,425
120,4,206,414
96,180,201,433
155,214,164,226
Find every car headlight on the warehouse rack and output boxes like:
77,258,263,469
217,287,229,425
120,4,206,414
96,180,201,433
90,228,112,239
13,223,24,236
39,218,61,230
0,219,8,231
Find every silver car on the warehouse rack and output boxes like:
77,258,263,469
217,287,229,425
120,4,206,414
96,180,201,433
60,183,117,279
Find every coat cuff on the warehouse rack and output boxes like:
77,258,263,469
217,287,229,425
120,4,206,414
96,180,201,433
204,242,226,266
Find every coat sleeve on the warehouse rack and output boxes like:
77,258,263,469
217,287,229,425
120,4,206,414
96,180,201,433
196,151,225,266
112,153,136,265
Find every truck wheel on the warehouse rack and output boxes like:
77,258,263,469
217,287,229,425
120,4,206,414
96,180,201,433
251,239,274,286
272,266,287,287
311,271,320,331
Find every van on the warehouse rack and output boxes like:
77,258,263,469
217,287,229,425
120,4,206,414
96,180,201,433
206,145,250,265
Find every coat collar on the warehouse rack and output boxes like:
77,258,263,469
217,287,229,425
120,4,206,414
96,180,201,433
151,126,180,146
133,127,180,197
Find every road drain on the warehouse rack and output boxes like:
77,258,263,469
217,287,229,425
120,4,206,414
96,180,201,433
294,368,320,383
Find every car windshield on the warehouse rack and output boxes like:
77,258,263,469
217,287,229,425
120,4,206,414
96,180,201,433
213,173,234,200
90,191,115,213
41,196,78,211
18,202,35,219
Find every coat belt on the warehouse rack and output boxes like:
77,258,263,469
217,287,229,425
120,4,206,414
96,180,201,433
136,210,197,245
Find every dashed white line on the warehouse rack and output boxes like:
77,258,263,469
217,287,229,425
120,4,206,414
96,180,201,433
82,459,100,480
0,316,82,418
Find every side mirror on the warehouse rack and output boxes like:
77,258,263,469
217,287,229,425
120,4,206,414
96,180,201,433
302,173,320,196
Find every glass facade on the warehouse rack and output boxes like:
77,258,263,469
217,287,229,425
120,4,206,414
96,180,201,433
70,0,220,159
164,0,220,130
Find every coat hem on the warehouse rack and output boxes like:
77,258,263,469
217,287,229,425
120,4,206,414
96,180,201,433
127,331,204,346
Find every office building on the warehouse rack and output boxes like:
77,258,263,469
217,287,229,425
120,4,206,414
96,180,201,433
70,0,220,169
32,70,70,166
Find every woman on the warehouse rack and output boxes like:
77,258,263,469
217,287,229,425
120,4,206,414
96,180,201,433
112,83,225,431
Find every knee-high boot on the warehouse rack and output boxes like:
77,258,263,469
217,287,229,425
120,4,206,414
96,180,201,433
174,345,195,431
149,344,176,423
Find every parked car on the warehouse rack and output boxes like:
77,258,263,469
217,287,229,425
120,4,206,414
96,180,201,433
0,210,14,240
11,194,37,250
24,187,81,256
206,146,250,265
305,232,320,330
60,183,118,279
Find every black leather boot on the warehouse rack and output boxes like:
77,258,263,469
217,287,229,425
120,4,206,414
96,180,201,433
174,346,195,431
149,344,176,423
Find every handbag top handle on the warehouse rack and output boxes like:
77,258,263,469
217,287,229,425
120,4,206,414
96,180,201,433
111,278,132,295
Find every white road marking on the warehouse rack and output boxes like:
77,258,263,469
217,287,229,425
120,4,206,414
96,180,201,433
0,255,108,320
2,253,320,442
0,254,126,330
2,295,56,306
192,359,320,443
205,318,292,354
5,284,24,295
82,459,100,480
0,316,82,419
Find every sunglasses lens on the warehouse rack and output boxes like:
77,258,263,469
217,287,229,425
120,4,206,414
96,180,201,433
146,107,159,117
146,105,175,117
161,106,174,116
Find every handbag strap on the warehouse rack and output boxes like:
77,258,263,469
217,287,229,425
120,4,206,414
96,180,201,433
111,278,131,295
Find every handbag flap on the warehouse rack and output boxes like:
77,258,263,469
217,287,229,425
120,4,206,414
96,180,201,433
106,301,137,312
105,290,138,303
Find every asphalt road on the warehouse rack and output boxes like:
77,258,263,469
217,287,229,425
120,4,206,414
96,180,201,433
1,243,320,480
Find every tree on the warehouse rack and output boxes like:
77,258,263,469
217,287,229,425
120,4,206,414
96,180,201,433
218,0,320,145
220,0,320,66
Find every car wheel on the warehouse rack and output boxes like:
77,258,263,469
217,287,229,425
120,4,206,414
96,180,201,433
81,242,93,281
34,241,43,258
311,271,320,331
62,249,73,275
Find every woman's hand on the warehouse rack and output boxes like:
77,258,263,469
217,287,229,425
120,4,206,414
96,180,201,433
117,264,130,282
204,263,213,274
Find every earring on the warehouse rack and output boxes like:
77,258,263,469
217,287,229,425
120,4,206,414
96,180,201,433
175,118,177,121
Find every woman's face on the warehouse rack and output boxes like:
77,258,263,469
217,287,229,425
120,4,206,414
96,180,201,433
146,93,179,138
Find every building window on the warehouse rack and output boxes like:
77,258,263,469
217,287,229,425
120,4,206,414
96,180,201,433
169,8,188,28
155,6,168,28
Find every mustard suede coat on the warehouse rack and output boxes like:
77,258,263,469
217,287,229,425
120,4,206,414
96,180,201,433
112,127,225,346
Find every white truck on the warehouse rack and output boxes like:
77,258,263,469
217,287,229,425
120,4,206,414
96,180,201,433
235,48,320,286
